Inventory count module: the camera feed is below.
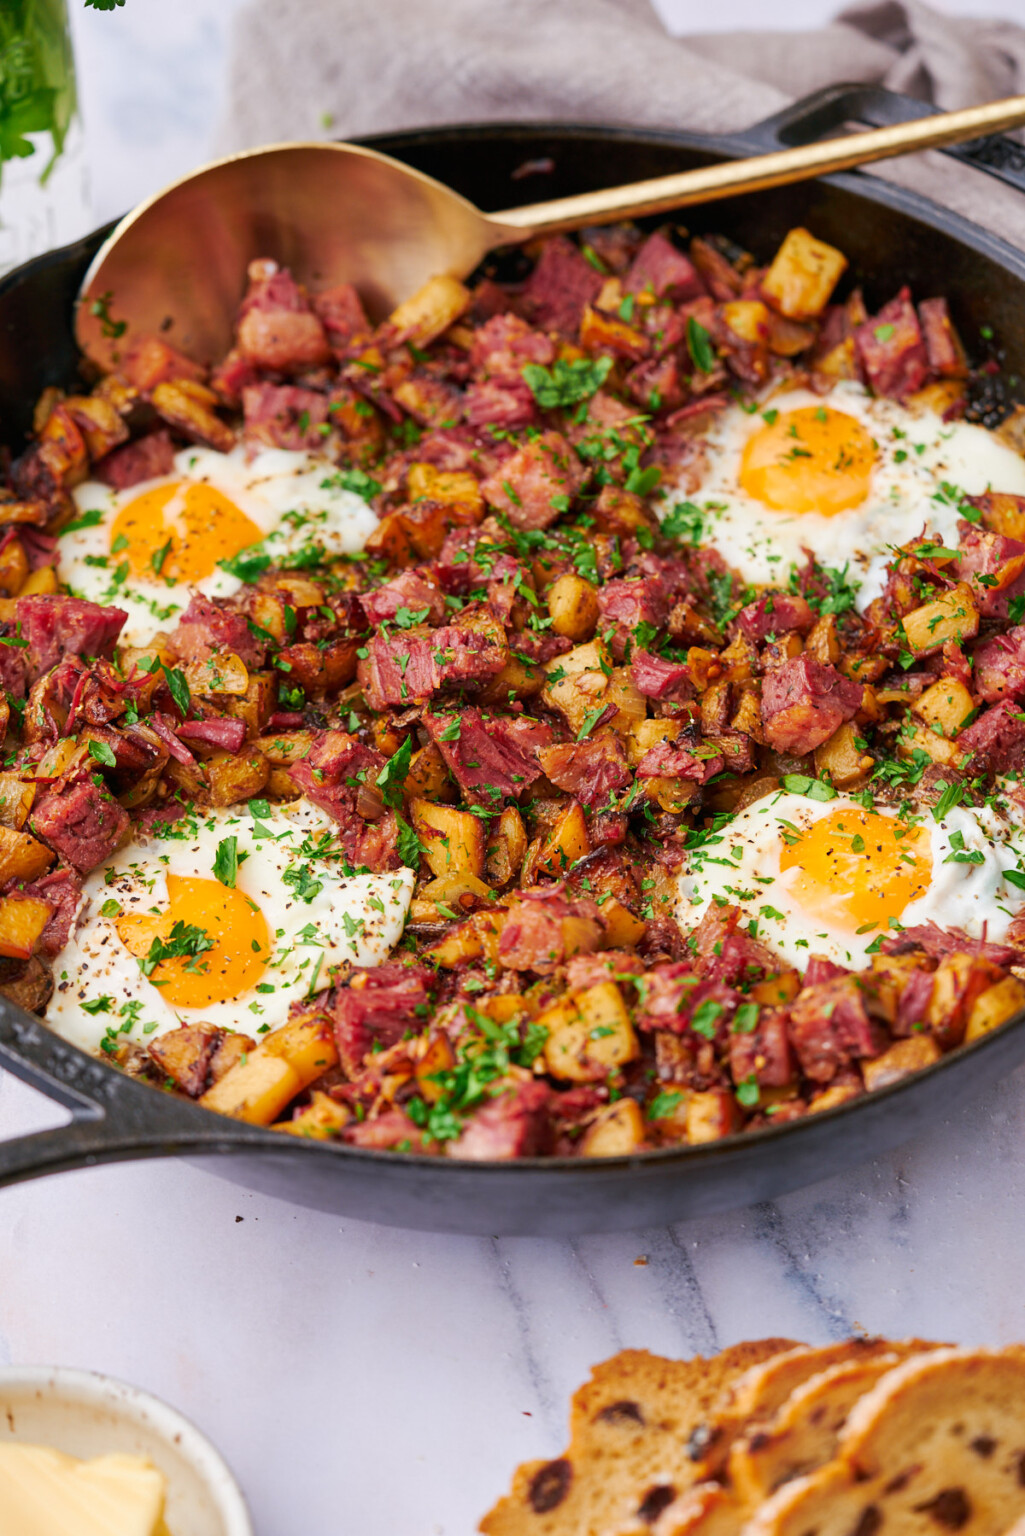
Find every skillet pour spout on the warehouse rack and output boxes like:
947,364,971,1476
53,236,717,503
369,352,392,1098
2,87,1025,1233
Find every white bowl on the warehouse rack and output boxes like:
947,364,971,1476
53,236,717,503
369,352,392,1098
0,1366,252,1536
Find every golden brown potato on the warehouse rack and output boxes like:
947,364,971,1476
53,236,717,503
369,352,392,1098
804,613,840,665
901,582,979,655
200,1013,338,1125
0,894,51,960
410,871,494,923
0,776,34,831
926,953,1004,1049
410,797,486,879
541,640,612,737
599,898,646,949
750,970,801,1007
151,379,234,453
258,730,315,767
964,974,1025,1043
415,1032,457,1102
183,651,249,697
814,722,874,789
897,721,964,771
388,275,470,347
0,955,53,1014
0,538,28,598
762,228,847,319
580,1099,646,1156
407,462,483,514
486,804,527,888
638,774,699,815
975,490,1025,541
202,748,270,807
424,909,504,968
721,299,770,344
912,677,976,739
627,717,681,768
546,572,600,642
861,1035,943,1091
63,392,130,460
540,981,639,1083
18,565,58,597
228,672,276,737
402,742,451,803
686,1087,742,1143
0,824,54,884
534,800,590,880
274,1090,350,1139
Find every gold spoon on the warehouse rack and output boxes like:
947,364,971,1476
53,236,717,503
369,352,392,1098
76,95,1025,372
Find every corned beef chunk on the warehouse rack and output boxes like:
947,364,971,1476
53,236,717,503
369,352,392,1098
16,596,126,684
358,568,446,627
311,282,369,354
956,526,1025,620
760,655,863,755
788,977,885,1083
735,592,815,643
331,962,434,1076
498,887,603,972
520,235,602,334
242,382,333,452
119,334,205,393
625,230,706,301
480,430,584,529
30,778,129,874
918,296,965,377
95,429,176,489
854,287,929,398
630,650,694,702
448,1080,552,1160
538,736,631,808
289,730,402,872
973,627,1025,702
959,701,1025,775
170,593,265,668
235,259,331,371
424,708,549,800
357,621,506,711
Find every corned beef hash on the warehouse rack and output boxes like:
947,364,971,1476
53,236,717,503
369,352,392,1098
3,222,1025,1158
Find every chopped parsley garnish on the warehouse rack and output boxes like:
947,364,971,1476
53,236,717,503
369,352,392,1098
521,356,613,410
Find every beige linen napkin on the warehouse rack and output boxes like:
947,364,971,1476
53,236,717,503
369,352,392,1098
217,0,1025,250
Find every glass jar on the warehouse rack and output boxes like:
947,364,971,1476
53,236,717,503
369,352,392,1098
0,0,91,276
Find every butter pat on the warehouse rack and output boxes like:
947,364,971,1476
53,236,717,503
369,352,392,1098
0,1443,171,1535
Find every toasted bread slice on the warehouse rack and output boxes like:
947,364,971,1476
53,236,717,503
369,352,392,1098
728,1343,941,1504
479,1340,797,1536
742,1348,1025,1536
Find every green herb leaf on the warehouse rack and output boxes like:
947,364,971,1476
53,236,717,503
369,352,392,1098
687,316,715,373
213,836,240,888
396,814,426,867
521,356,613,410
87,739,116,768
219,546,271,583
661,501,705,546
781,773,837,802
376,735,413,807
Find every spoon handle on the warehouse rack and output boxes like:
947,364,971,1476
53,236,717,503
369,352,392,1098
489,95,1025,238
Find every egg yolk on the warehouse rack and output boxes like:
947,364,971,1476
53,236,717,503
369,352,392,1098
115,875,270,1009
739,406,876,515
778,808,932,934
110,480,264,583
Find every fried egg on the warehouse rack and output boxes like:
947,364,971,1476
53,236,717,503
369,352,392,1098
46,799,414,1054
678,788,1025,971
63,445,379,647
670,381,1025,609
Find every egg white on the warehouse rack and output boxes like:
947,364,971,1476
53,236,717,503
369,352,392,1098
46,799,414,1054
677,788,1025,972
63,445,378,647
669,381,1025,610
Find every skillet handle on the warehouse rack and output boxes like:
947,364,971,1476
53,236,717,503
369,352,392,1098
0,1002,264,1187
743,83,1025,198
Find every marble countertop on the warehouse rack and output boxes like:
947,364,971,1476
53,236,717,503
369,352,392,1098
3,4,1025,1534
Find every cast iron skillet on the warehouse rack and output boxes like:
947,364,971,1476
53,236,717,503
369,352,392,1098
2,85,1025,1235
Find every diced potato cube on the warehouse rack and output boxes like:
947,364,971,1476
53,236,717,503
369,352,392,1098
912,677,976,739
804,613,840,665
638,774,699,815
258,730,315,767
424,910,504,968
0,537,28,597
541,981,639,1083
546,573,600,642
722,300,769,344
808,1082,862,1114
202,747,270,807
415,1031,457,1102
686,1087,742,1143
599,898,646,950
869,953,928,1026
274,1090,350,1139
964,974,1025,1043
151,379,234,454
407,462,483,514
861,1035,942,1091
0,894,51,960
0,824,54,884
627,717,681,768
762,228,847,319
200,1051,302,1125
183,651,249,697
749,970,801,1007
536,800,590,879
0,775,34,831
485,804,527,888
404,743,451,803
411,871,494,923
926,952,1004,1049
907,380,965,417
976,491,1025,541
901,582,979,655
18,565,58,597
580,1099,646,1156
388,275,470,347
897,722,963,771
247,1012,338,1079
228,671,276,736
814,721,874,789
541,640,613,737
410,797,486,879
